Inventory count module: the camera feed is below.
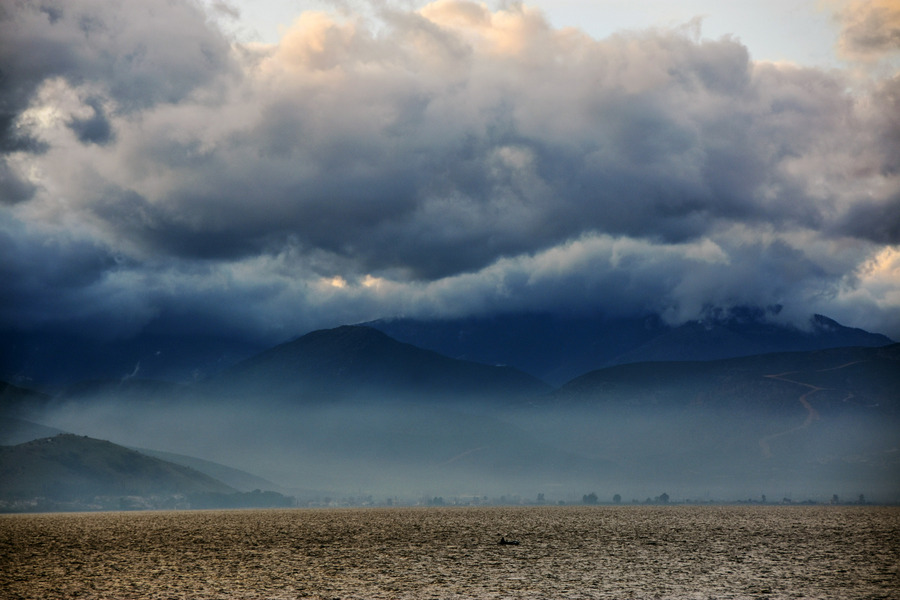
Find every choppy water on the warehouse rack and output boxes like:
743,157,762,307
1,506,897,599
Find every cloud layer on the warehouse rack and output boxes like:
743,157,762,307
1,0,899,342
836,0,900,60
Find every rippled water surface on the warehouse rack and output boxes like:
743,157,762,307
1,506,898,599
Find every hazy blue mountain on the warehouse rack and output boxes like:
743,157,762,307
508,344,900,500
367,312,668,386
0,434,236,501
368,309,893,385
1,324,897,504
614,313,894,365
0,328,265,386
54,378,188,401
3,308,891,390
0,378,189,430
553,343,900,412
0,380,52,416
0,417,66,446
132,447,286,493
206,325,552,403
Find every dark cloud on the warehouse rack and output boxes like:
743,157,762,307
67,97,114,145
837,195,900,244
0,0,236,155
99,26,859,275
0,159,37,204
0,0,898,343
0,220,119,328
870,74,900,175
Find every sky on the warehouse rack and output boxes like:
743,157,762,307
1,0,899,347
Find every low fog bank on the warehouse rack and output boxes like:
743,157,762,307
11,385,898,505
504,404,900,503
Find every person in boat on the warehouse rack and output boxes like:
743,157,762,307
499,536,520,545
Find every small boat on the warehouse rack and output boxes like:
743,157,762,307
498,537,520,545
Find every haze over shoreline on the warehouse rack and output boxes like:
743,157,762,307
4,321,898,508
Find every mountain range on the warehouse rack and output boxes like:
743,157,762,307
553,343,900,412
367,309,893,385
1,310,898,507
532,344,900,499
2,308,890,388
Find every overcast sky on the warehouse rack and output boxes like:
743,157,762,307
1,0,899,345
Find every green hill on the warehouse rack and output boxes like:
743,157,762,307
0,434,235,506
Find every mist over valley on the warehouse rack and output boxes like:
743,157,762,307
2,312,897,510
3,0,900,513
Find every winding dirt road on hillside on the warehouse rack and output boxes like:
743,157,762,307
758,360,865,458
758,373,822,458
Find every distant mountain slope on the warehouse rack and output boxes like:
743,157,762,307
56,378,187,400
0,328,264,385
0,414,287,495
368,310,894,385
510,344,900,500
553,343,900,413
0,417,66,446
2,327,896,503
207,325,551,402
0,380,52,414
133,447,285,493
0,434,235,501
614,314,894,365
367,313,668,386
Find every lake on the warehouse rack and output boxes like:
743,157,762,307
1,505,897,599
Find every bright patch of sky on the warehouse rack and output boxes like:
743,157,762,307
226,0,842,67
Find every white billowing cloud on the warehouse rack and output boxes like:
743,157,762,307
1,0,899,341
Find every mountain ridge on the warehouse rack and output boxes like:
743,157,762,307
368,310,893,385
205,325,552,402
0,318,897,505
0,434,301,512
551,343,900,412
3,308,891,389
0,434,235,501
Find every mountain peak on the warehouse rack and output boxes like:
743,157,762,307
297,324,390,344
209,325,551,402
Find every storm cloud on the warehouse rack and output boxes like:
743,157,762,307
1,0,899,342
